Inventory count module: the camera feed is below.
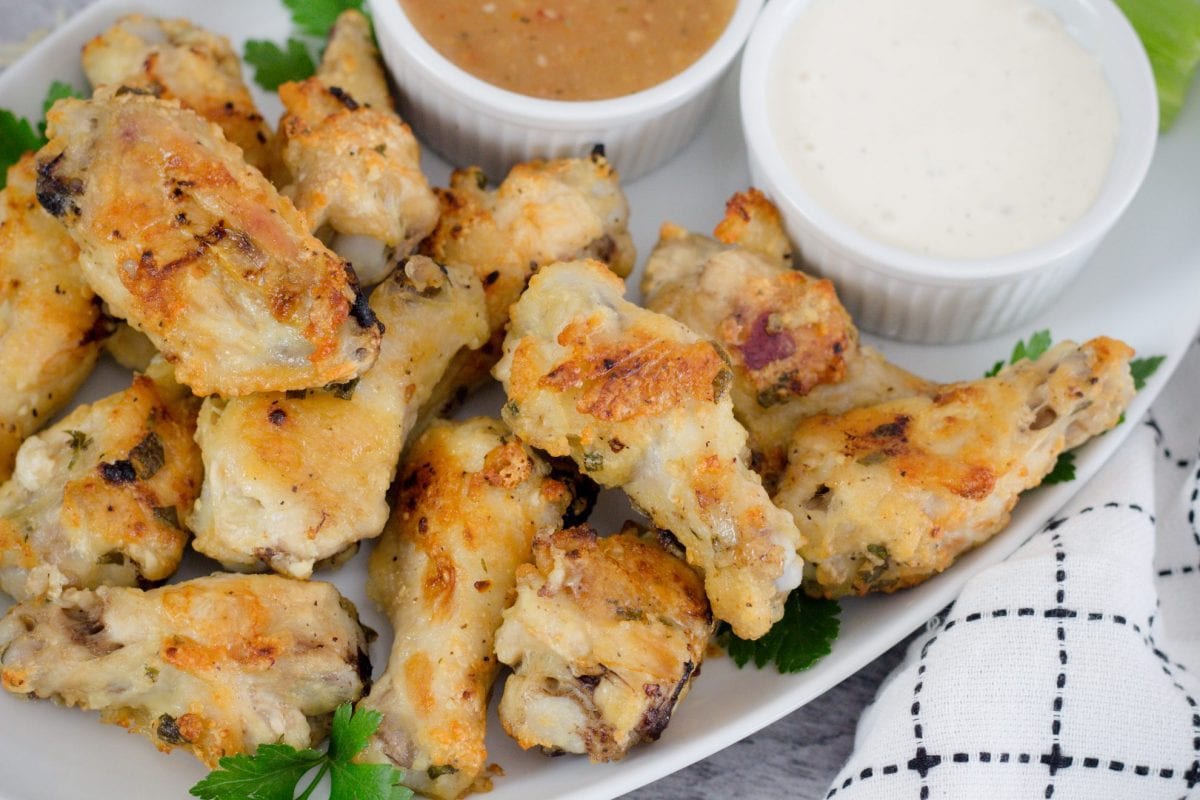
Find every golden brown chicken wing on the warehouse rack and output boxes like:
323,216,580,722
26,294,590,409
774,338,1135,598
419,153,635,419
495,259,802,639
0,574,369,767
495,524,713,761
81,14,275,174
0,360,201,602
187,257,487,578
642,190,934,487
35,87,382,397
278,10,439,286
0,154,108,482
357,417,573,798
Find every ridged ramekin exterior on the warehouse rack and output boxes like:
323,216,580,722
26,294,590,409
751,152,1093,344
378,39,719,181
371,0,761,182
740,0,1157,344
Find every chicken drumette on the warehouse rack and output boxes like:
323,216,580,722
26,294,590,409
495,259,802,639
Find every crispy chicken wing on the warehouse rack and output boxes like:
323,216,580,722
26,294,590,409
774,338,1135,598
419,154,635,419
278,10,439,286
81,14,275,174
0,574,369,766
36,88,382,396
0,360,201,602
495,524,713,761
494,259,802,639
0,155,108,482
642,190,934,486
357,417,573,798
188,257,487,578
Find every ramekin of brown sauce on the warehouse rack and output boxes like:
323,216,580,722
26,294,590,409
367,0,763,180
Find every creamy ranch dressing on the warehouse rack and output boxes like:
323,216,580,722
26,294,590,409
768,0,1119,260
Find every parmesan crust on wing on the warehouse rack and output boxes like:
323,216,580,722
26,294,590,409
82,14,275,174
188,257,488,578
0,361,201,601
35,88,382,396
495,259,803,639
0,574,369,767
0,154,108,482
495,524,713,761
774,338,1135,597
358,417,573,798
278,10,439,286
642,189,933,487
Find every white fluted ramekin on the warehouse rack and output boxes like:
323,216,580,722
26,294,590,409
368,0,763,181
740,0,1158,344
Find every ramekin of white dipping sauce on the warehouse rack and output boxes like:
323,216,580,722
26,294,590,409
740,0,1158,343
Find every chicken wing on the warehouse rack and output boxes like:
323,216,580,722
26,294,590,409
36,87,382,397
278,10,439,286
495,524,713,761
0,360,200,602
81,14,275,174
774,338,1135,598
357,417,573,798
494,259,801,639
0,574,369,766
418,153,635,420
642,190,933,487
188,257,487,578
0,154,109,482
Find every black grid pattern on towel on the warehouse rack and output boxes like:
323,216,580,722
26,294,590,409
825,501,1200,798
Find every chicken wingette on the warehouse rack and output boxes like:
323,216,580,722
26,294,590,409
494,259,802,639
0,154,108,482
774,338,1135,598
278,10,439,286
357,417,574,799
81,14,275,174
0,360,201,602
419,154,635,420
642,189,933,487
0,574,369,767
35,87,382,397
495,524,713,761
187,257,487,578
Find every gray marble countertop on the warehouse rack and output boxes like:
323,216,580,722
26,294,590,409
0,2,916,797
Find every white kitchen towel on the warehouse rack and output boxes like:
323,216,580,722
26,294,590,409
826,335,1200,800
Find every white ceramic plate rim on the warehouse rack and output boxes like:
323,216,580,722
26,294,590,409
0,1,1197,799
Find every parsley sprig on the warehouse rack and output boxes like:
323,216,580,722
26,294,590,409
189,704,411,800
718,592,840,673
0,80,82,189
244,0,366,90
986,330,1166,485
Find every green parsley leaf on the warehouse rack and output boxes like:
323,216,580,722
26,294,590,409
330,761,413,800
1041,451,1077,486
1,80,84,190
284,0,365,37
39,80,82,137
328,703,378,763
243,38,316,91
0,110,40,190
189,743,324,800
1129,355,1165,391
984,329,1052,377
719,591,840,673
189,704,411,800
